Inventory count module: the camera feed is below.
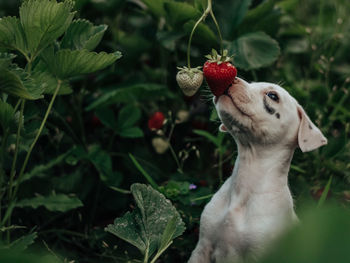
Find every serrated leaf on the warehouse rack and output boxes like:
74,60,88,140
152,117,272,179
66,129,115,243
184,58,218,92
164,2,200,28
118,126,144,138
31,68,72,95
0,16,27,53
41,48,121,79
16,194,83,212
19,0,75,56
61,19,107,51
227,31,280,70
9,232,37,251
87,145,121,187
117,105,141,129
19,148,75,185
105,183,185,257
0,65,44,100
158,216,177,252
0,100,15,132
105,210,146,252
85,83,172,111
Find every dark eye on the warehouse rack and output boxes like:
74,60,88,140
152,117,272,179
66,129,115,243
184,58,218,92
266,92,279,102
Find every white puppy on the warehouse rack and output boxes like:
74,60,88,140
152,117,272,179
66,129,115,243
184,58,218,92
188,78,327,263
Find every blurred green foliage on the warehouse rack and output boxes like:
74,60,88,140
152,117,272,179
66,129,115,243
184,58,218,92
0,0,349,262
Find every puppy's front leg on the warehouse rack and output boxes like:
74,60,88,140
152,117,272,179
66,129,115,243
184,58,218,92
188,240,212,263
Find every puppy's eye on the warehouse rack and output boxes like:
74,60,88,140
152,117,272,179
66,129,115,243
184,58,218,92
266,92,279,102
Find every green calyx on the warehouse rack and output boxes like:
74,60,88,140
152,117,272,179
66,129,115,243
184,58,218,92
177,66,202,79
205,49,233,64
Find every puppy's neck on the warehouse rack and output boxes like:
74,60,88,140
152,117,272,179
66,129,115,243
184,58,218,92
231,142,295,195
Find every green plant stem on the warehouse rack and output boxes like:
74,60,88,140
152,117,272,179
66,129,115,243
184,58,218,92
209,9,223,54
167,124,183,174
143,241,150,263
11,80,62,200
8,99,25,199
150,241,173,263
187,0,212,68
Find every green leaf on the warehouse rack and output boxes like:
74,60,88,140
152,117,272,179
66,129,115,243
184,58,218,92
105,183,185,257
117,105,141,129
16,194,83,212
61,19,108,51
317,176,333,207
118,126,144,138
227,31,280,70
9,232,37,251
164,2,200,28
19,148,75,185
158,216,177,252
105,210,146,252
41,48,121,79
95,107,117,129
142,0,165,18
0,16,27,53
19,0,75,56
87,145,121,187
85,83,172,111
0,100,15,132
0,65,44,100
31,67,72,95
0,52,17,68
217,0,252,38
238,0,282,36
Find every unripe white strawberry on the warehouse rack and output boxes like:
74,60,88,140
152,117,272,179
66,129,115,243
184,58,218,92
152,137,169,154
176,66,203,96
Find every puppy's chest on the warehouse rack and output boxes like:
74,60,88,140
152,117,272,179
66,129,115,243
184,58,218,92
200,190,288,251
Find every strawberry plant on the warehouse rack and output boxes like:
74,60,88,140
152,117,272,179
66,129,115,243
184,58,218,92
0,0,120,247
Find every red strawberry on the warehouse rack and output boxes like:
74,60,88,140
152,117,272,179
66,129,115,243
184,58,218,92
203,49,237,97
148,111,165,130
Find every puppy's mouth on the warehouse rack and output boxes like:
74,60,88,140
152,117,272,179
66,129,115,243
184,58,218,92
222,90,251,118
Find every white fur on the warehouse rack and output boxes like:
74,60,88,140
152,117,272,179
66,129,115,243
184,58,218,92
188,78,327,263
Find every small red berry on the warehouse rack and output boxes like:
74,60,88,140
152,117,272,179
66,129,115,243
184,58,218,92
91,114,102,127
66,116,72,123
148,111,165,130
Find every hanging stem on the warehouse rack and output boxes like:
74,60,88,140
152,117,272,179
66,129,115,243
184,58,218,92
187,0,213,68
10,80,62,200
210,10,223,54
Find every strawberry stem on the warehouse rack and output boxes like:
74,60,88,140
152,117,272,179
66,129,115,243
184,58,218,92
187,1,211,68
209,9,223,54
187,0,224,68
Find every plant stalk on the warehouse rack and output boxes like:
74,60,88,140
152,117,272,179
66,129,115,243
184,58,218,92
187,0,212,68
8,99,25,199
11,80,62,199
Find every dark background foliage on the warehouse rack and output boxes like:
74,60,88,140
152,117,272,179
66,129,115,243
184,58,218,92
0,0,349,262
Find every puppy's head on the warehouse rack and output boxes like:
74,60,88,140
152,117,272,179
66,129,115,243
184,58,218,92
214,78,327,152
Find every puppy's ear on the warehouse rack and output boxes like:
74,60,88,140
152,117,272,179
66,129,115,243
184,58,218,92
297,105,327,152
219,124,228,133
